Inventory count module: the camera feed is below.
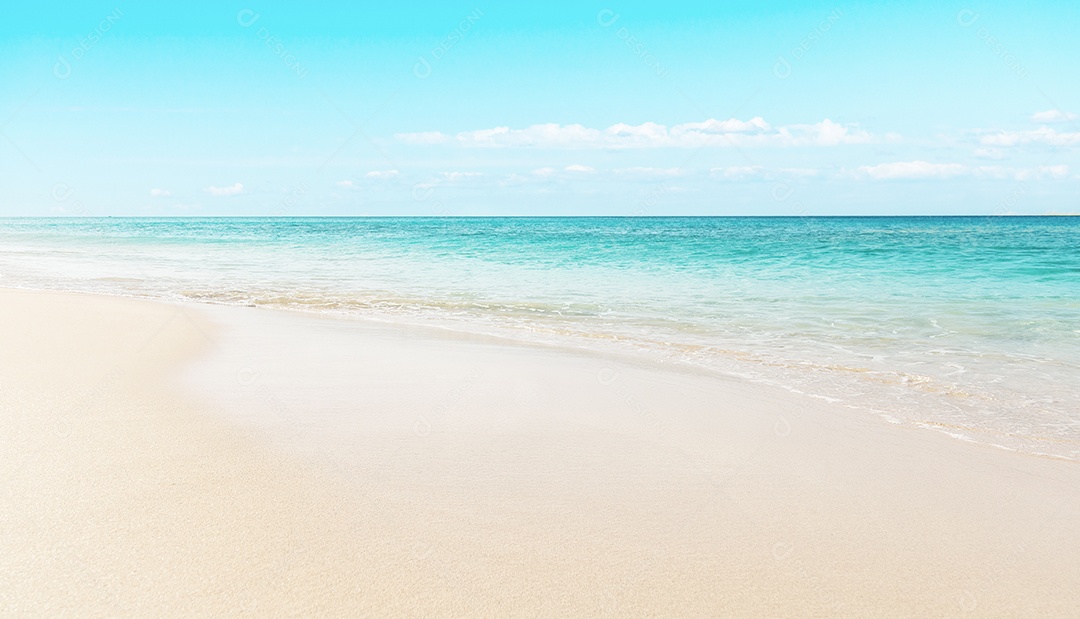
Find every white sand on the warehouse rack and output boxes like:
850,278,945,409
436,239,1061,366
2,288,1079,616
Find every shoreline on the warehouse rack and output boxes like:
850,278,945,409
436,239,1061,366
3,287,1080,615
6,282,1075,463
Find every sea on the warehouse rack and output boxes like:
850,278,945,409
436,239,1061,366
1,216,1077,460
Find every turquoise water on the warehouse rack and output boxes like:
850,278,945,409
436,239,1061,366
2,216,1078,459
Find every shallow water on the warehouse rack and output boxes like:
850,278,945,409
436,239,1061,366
2,216,1078,459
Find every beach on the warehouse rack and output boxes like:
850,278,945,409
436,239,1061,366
3,286,1079,616
5,0,1078,613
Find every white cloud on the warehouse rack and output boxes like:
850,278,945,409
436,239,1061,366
460,124,603,148
496,173,533,187
523,165,597,181
671,116,771,137
808,119,870,146
439,171,482,182
1031,110,1079,123
563,164,596,174
614,167,687,179
855,161,1069,181
601,122,669,147
710,166,820,180
396,117,874,149
1014,165,1069,180
410,172,483,191
857,161,967,180
205,182,244,196
973,147,1005,160
335,180,355,188
395,131,449,145
365,170,401,179
981,127,1080,147
149,188,171,197
713,165,765,179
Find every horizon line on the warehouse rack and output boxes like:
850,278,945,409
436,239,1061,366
2,214,1077,220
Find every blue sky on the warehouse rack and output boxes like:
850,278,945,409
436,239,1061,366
2,1,1078,215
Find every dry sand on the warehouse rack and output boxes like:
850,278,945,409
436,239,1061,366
2,288,1078,616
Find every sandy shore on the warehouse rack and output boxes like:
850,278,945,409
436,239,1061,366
2,288,1078,616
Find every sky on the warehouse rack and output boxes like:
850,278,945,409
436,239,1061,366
1,1,1078,216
